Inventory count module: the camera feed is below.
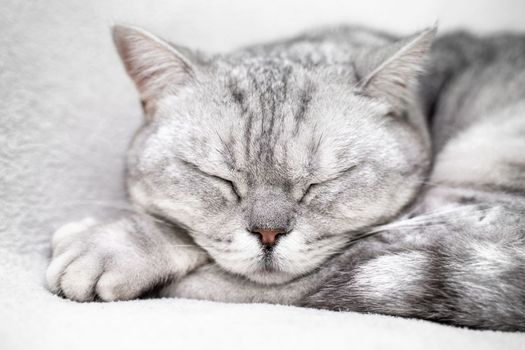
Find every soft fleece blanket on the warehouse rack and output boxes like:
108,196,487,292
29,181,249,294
1,1,524,349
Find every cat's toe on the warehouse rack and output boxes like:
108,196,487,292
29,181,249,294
95,272,131,301
95,267,153,301
59,253,104,302
46,245,84,295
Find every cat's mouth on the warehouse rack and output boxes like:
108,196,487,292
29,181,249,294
210,230,311,285
241,251,299,285
261,246,275,263
216,250,301,285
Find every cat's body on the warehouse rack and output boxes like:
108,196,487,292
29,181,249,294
47,26,525,331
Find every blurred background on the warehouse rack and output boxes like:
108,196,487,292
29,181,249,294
1,0,524,254
4,0,524,52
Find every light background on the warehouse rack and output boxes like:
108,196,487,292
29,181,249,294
50,0,525,50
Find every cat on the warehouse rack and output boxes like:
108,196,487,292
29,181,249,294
46,25,525,331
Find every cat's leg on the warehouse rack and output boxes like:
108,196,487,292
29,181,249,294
301,202,525,331
47,213,209,301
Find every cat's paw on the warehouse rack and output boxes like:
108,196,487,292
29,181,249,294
47,217,173,302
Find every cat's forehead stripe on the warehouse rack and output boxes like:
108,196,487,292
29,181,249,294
224,61,319,169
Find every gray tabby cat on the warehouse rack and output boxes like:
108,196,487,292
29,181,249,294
46,25,525,331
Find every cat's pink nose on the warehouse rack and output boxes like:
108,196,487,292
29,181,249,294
250,228,286,246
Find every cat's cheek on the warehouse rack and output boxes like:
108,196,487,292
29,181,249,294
209,233,261,274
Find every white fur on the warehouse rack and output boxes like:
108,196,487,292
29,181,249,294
354,252,427,298
432,103,525,187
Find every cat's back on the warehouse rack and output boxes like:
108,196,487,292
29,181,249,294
426,31,525,152
422,31,525,200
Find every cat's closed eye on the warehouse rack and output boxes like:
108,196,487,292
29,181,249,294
299,182,319,203
180,159,241,201
215,176,241,201
202,173,241,201
299,165,358,203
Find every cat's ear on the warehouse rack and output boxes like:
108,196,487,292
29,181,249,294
356,27,436,112
112,25,195,103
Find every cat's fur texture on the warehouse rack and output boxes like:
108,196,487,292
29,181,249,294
47,26,525,331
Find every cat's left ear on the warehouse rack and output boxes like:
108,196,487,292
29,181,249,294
356,27,436,112
112,25,196,104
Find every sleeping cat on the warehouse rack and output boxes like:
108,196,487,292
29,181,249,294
46,25,525,331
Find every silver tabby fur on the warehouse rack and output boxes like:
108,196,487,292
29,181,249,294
47,25,525,331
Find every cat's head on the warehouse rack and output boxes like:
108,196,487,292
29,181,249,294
113,25,434,284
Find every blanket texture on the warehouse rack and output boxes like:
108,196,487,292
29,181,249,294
1,1,524,348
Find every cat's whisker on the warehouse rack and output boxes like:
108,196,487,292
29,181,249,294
32,200,134,211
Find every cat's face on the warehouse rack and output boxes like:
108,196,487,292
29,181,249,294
115,26,433,284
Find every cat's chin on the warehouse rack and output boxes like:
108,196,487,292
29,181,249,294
242,268,299,285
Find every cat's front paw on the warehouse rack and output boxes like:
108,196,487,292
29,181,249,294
47,217,174,302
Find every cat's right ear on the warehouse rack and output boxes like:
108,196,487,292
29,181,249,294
112,25,195,104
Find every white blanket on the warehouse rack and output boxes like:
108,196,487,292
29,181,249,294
1,1,524,348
